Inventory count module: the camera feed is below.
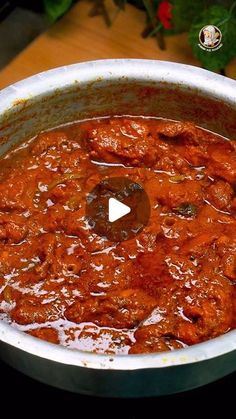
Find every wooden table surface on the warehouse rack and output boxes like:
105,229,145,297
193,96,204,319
0,0,235,90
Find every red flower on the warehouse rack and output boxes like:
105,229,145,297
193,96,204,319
157,1,172,29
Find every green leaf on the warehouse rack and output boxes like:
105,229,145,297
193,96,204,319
114,0,127,10
171,0,205,33
189,4,236,71
153,0,161,9
173,202,198,217
128,0,145,9
174,203,198,217
44,0,73,22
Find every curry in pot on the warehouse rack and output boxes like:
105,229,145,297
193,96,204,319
0,116,235,354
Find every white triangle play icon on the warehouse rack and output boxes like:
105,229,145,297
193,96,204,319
108,197,131,223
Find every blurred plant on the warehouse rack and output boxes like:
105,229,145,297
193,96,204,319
43,0,74,21
189,2,236,71
132,0,236,72
15,0,236,72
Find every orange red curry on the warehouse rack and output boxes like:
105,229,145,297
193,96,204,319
0,116,236,354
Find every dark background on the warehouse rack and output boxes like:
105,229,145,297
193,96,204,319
0,2,47,70
1,359,234,411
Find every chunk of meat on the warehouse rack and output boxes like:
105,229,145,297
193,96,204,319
63,209,87,237
0,285,22,305
63,209,110,252
156,121,199,143
27,327,59,344
155,121,229,168
0,214,28,243
176,275,234,344
181,233,217,256
88,118,158,166
222,254,236,281
198,204,236,229
40,204,67,232
216,236,236,281
30,131,69,156
65,289,157,329
34,233,56,277
145,178,203,210
0,177,32,211
206,180,234,211
138,277,233,346
11,298,61,325
177,292,233,343
167,181,203,209
207,145,236,183
156,120,222,146
129,325,185,354
133,250,173,297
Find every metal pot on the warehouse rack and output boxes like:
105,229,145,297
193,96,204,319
0,60,236,397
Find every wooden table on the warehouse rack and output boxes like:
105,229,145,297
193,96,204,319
0,0,235,89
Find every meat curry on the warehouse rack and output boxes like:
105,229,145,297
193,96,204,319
0,116,235,354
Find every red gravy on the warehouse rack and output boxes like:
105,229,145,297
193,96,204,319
0,116,235,354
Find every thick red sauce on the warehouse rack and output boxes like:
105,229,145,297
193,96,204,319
0,116,236,354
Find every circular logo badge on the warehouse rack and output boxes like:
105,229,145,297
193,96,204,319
199,25,222,51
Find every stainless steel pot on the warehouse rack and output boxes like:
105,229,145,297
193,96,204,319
0,60,236,397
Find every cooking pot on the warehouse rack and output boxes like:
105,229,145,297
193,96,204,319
0,59,236,397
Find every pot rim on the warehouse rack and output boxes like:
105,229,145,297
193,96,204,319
1,58,236,111
0,59,236,371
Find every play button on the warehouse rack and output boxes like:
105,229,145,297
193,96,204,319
85,177,150,242
108,198,131,223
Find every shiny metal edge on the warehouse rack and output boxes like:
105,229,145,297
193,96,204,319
1,59,236,110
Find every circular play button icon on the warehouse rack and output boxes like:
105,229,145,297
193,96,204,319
85,177,150,242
